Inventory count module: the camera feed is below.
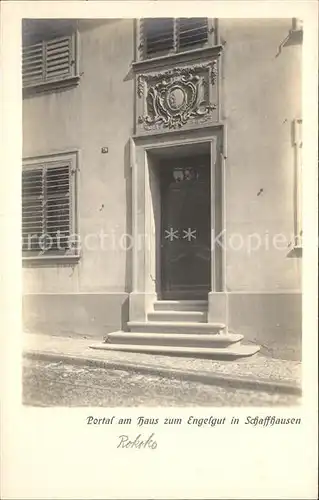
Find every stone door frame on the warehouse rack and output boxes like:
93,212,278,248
129,125,227,324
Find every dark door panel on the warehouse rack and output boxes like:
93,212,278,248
161,156,211,299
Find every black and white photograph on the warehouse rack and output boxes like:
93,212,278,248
20,15,303,407
1,2,318,498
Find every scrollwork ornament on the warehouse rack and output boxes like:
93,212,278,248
137,62,218,129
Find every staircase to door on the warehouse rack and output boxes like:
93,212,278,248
94,300,260,360
90,152,259,360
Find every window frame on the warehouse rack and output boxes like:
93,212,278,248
137,18,216,61
22,29,80,94
292,118,303,251
22,150,80,264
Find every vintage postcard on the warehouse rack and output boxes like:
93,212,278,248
0,0,318,498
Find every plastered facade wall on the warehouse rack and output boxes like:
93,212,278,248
23,19,134,295
220,19,302,292
217,19,302,358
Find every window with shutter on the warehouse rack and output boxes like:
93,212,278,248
22,34,77,89
143,18,174,57
22,152,78,259
177,18,208,49
140,18,211,59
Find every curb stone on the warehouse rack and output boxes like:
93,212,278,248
23,350,302,396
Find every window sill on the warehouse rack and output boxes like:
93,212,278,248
22,253,81,266
23,75,81,97
132,45,223,73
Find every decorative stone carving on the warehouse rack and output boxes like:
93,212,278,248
137,61,218,130
210,60,218,85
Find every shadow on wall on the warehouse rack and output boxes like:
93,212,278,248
124,140,133,295
121,296,130,332
119,139,134,331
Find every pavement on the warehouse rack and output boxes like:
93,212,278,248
23,358,301,406
23,332,302,395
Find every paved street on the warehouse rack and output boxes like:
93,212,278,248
23,359,301,407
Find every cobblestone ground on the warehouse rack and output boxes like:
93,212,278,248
23,359,301,407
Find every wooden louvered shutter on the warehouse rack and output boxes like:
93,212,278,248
22,42,45,87
45,36,73,81
177,18,208,49
22,168,45,251
22,162,72,253
139,18,210,59
142,18,174,57
45,163,71,250
23,35,74,87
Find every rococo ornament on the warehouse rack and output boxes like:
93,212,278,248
137,62,218,130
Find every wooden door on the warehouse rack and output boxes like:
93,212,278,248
161,155,211,299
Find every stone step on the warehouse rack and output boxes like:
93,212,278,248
90,342,261,360
128,321,226,335
147,310,207,323
153,300,208,312
106,331,243,348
